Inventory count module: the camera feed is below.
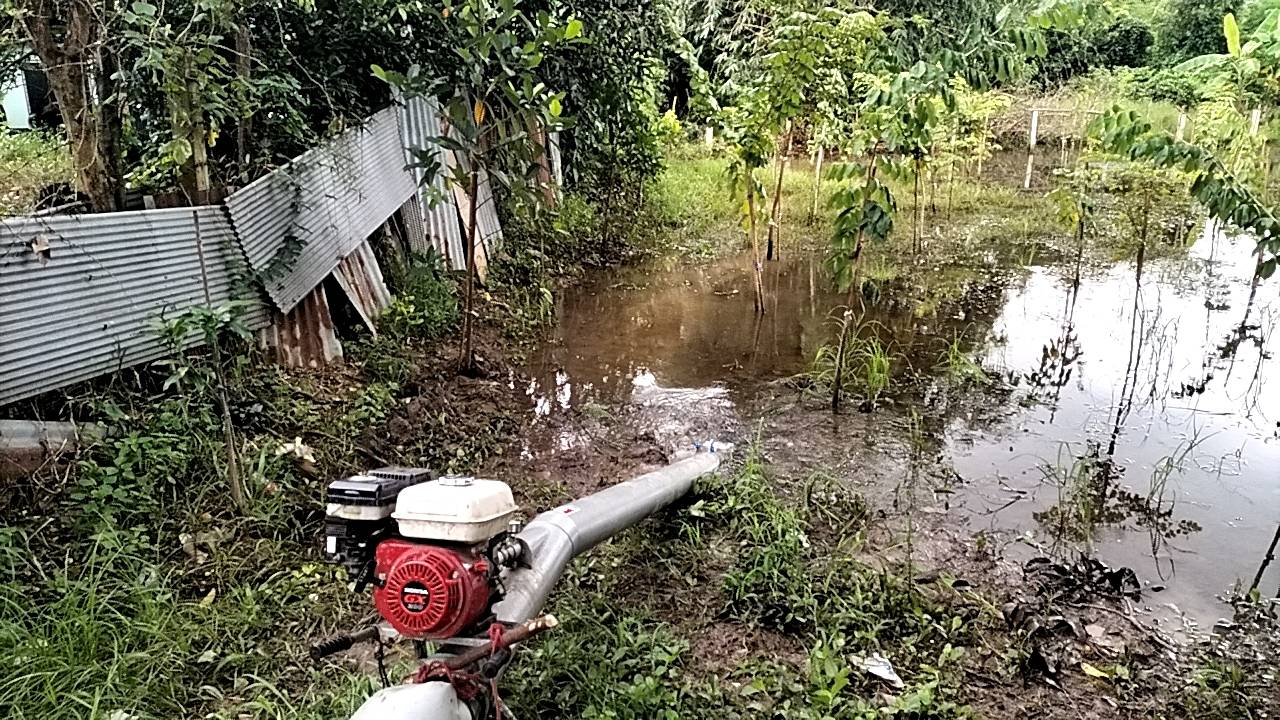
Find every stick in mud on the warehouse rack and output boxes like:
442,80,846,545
442,615,559,672
1249,522,1280,594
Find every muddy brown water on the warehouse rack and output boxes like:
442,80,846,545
525,220,1279,628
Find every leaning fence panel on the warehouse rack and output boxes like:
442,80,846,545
399,96,467,269
227,106,415,313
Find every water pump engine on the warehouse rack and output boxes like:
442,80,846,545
325,471,522,640
324,467,433,587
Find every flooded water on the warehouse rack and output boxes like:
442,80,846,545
525,217,1280,627
950,223,1280,624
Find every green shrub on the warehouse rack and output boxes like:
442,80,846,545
0,129,73,214
1131,67,1208,108
379,253,458,342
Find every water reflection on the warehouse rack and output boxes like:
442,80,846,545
524,219,1279,624
952,222,1280,622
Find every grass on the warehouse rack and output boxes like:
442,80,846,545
650,154,742,259
505,438,982,720
0,129,72,215
992,68,1185,143
937,333,988,387
0,291,519,719
0,527,376,720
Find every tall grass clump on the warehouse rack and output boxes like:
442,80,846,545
805,316,896,412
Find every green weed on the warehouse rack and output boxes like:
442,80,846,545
1180,660,1259,720
378,252,458,342
806,316,895,411
505,437,979,720
937,334,988,387
0,129,73,214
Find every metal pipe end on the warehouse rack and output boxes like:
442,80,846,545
694,439,735,455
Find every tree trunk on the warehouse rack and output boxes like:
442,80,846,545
18,0,121,212
809,146,824,224
190,77,211,196
766,123,792,261
460,169,481,373
913,157,922,255
235,23,253,175
747,174,765,314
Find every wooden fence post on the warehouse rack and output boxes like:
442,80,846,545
1024,109,1039,190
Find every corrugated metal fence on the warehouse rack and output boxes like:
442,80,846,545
399,96,466,268
1,97,513,407
228,106,414,313
0,207,268,404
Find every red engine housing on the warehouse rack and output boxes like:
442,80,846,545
373,539,491,639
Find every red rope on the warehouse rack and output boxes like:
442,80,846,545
487,623,506,652
410,624,511,718
487,624,507,720
411,661,484,702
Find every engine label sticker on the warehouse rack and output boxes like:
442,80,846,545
401,582,431,612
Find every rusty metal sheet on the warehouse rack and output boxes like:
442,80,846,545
226,106,415,313
258,284,343,368
332,239,392,334
0,207,269,406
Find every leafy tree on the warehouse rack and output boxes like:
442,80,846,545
720,104,772,312
536,0,673,228
1095,105,1280,277
120,0,292,196
4,0,124,210
1153,0,1241,65
375,0,579,373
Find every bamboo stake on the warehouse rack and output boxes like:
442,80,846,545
810,146,825,224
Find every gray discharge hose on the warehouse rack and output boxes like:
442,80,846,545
492,447,725,624
349,447,728,720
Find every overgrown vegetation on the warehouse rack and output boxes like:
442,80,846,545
0,129,71,214
8,0,1280,717
508,441,983,720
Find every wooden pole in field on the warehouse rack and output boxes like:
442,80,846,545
810,146,825,224
1023,109,1039,190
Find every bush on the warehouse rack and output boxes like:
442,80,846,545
1131,67,1208,108
0,129,73,214
1034,17,1153,87
1153,0,1241,65
378,253,458,342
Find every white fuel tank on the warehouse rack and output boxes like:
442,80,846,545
393,475,518,543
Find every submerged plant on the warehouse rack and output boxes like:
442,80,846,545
937,333,988,387
856,337,892,409
806,315,894,412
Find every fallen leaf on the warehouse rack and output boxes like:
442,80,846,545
1081,661,1110,679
